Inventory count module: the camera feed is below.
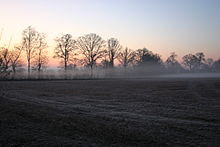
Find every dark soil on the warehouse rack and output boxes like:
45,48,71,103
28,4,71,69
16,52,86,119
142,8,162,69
0,78,220,146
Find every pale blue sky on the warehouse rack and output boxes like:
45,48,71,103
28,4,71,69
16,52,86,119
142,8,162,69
0,0,219,63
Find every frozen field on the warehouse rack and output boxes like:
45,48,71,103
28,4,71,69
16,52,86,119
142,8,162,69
0,78,220,146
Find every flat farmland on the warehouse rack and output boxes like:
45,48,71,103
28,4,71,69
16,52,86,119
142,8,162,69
0,78,220,146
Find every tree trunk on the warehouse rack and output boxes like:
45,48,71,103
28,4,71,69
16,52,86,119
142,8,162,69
28,60,30,78
90,65,93,78
12,66,16,79
64,49,67,72
64,61,67,72
110,59,114,68
38,63,41,79
64,58,67,79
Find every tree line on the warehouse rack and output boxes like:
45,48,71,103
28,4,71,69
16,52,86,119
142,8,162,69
0,26,220,79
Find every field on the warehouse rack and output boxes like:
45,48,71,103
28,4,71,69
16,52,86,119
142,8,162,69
0,78,220,146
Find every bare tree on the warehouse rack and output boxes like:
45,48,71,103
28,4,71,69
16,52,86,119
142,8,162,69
206,58,214,69
54,34,76,72
22,26,46,76
166,52,178,65
166,52,183,72
182,54,199,71
195,52,205,70
118,47,136,68
76,33,106,75
135,48,162,66
10,46,23,74
32,34,48,73
0,34,15,78
107,38,122,68
0,47,11,77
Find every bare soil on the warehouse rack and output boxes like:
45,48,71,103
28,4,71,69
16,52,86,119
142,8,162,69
0,78,220,146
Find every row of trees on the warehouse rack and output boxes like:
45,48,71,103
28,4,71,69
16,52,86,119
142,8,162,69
1,26,220,79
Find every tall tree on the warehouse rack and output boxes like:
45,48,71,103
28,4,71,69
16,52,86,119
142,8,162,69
206,58,214,69
22,26,46,76
10,46,23,74
32,35,48,73
118,47,136,68
166,52,183,72
54,34,76,72
182,54,199,71
195,52,205,70
0,47,11,78
166,52,178,65
135,48,162,66
107,38,122,67
76,33,106,74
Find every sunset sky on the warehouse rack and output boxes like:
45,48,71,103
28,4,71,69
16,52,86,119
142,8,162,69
0,0,220,66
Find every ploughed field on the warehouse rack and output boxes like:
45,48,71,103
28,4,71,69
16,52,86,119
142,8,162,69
0,78,220,146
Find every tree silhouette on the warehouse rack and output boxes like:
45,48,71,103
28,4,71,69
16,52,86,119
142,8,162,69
32,35,48,73
10,46,23,75
22,26,46,76
182,54,199,71
195,52,205,70
136,48,162,66
205,58,214,70
54,34,76,72
106,38,122,68
0,47,11,78
118,47,136,68
76,33,106,75
1,26,220,79
166,52,183,72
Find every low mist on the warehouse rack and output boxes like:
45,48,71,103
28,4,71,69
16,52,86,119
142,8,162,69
1,65,220,80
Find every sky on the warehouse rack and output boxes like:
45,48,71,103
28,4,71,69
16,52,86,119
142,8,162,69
0,0,220,66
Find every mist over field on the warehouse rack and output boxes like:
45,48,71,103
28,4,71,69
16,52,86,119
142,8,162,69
1,66,220,80
1,0,220,146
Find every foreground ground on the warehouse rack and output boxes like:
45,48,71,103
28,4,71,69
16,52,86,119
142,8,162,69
0,78,220,146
